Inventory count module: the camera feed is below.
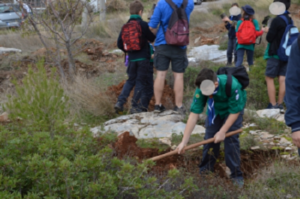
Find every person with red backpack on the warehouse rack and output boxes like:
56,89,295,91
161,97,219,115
114,0,156,114
235,5,263,68
148,0,194,115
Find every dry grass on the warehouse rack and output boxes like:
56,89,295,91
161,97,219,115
0,30,54,53
63,75,115,118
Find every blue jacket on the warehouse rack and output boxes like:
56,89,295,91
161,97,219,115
285,39,300,133
225,14,241,39
148,0,194,49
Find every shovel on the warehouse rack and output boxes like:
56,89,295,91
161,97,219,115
149,129,243,161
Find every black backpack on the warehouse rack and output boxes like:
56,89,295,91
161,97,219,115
216,66,249,97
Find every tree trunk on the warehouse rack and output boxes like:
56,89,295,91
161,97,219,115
66,41,76,78
99,0,106,21
81,0,88,29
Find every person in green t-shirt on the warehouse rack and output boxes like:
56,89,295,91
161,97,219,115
235,5,263,68
177,68,247,187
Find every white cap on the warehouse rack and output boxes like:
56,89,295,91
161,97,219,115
269,2,286,15
200,80,215,96
229,6,242,16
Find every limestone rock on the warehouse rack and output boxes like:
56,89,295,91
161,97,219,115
256,109,280,118
0,47,22,54
251,146,260,150
159,138,172,147
260,132,274,140
91,110,205,139
0,112,9,122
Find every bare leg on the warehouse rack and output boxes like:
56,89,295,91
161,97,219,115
154,71,167,105
278,76,286,104
265,76,277,106
173,72,184,107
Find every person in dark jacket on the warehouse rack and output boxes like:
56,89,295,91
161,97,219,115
115,0,156,114
222,3,241,66
285,36,300,155
263,0,291,111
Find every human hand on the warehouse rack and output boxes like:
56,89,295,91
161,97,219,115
292,131,300,148
177,141,187,154
214,130,226,143
222,16,230,22
262,27,269,33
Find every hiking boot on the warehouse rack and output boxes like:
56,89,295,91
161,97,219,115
114,101,123,114
276,104,285,114
154,104,166,113
232,178,244,188
174,106,186,115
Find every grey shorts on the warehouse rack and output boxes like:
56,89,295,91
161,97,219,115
265,58,287,78
154,45,188,73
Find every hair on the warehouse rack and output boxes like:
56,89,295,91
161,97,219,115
130,0,144,15
195,68,218,88
242,11,254,20
232,3,239,7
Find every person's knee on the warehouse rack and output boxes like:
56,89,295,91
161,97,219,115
156,71,167,80
279,76,286,84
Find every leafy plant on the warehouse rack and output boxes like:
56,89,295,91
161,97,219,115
4,60,69,135
0,125,198,198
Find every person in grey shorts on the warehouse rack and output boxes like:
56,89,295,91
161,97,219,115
148,0,194,114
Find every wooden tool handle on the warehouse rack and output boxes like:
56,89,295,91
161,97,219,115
149,129,243,162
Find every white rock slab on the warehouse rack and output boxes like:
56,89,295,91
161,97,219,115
256,109,280,119
188,45,227,63
0,47,22,54
92,111,205,139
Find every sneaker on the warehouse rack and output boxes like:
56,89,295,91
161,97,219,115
154,104,166,113
114,101,123,114
267,103,277,109
276,104,285,114
174,106,186,115
232,178,244,188
130,108,143,114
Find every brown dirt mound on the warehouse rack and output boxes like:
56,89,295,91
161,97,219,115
193,23,227,35
107,80,175,111
113,132,278,179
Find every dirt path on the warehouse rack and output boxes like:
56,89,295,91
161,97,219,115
194,0,233,13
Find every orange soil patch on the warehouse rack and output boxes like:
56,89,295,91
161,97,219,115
113,132,278,179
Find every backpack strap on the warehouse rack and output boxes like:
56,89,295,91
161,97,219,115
182,0,188,9
225,75,232,98
165,0,177,10
280,15,293,25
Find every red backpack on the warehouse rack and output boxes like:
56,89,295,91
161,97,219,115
164,0,189,46
236,19,256,45
121,20,142,51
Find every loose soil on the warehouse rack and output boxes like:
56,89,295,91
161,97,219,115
107,80,175,111
113,132,279,181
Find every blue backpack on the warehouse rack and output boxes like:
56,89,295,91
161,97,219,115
277,15,299,62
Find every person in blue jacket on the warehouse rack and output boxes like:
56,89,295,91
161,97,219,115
285,36,300,155
222,3,241,66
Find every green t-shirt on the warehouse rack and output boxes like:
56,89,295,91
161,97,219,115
264,43,279,60
235,19,260,51
190,75,247,118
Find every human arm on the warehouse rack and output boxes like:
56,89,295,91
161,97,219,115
141,22,156,42
177,113,199,154
148,1,162,35
117,30,125,52
266,17,281,43
214,113,240,143
285,41,300,147
177,89,205,154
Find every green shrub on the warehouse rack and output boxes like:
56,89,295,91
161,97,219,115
0,125,198,198
4,60,69,134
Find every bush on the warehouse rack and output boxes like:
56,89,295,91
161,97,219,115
4,60,69,134
0,125,197,198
